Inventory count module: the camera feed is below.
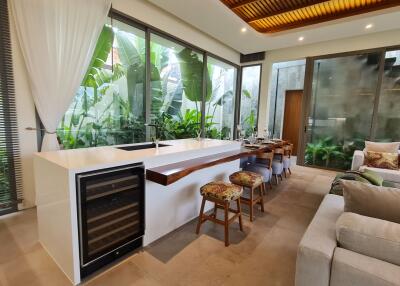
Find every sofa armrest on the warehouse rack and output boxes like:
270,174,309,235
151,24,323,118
336,212,400,266
295,194,344,286
351,150,365,171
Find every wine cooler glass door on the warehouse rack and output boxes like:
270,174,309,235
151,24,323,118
77,164,145,267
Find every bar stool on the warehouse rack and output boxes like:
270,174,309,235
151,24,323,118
283,143,293,177
229,171,265,222
272,147,284,184
196,181,244,247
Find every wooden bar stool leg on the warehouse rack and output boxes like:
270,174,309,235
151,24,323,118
196,196,206,234
249,187,254,222
259,184,265,212
237,198,243,232
224,201,229,247
213,202,218,218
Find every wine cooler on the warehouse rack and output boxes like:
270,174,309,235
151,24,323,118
76,163,145,278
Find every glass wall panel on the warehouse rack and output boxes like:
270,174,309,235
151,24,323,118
268,60,305,138
240,65,261,137
205,56,237,139
305,53,381,169
375,50,400,141
149,34,203,139
57,18,147,148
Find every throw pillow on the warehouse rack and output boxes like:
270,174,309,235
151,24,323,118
365,141,400,153
341,180,400,224
357,169,384,186
365,150,398,170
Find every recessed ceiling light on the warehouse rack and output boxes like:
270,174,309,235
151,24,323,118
365,23,373,29
241,27,247,33
298,36,305,41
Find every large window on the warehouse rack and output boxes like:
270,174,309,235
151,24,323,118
375,50,400,141
0,0,23,215
205,56,237,139
305,53,380,169
150,34,203,139
58,18,146,148
239,65,261,137
58,12,239,149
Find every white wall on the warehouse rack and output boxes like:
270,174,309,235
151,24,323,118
257,29,400,132
11,0,240,209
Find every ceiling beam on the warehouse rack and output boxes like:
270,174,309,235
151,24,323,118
229,0,264,10
253,1,400,33
247,0,328,23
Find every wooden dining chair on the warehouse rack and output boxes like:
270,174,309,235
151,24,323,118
244,150,274,190
272,147,284,184
283,144,294,177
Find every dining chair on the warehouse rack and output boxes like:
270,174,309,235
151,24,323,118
283,143,293,177
272,147,284,184
243,150,274,190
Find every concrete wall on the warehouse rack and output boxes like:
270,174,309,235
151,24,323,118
257,29,400,132
10,0,240,209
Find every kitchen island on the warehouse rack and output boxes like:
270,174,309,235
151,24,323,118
33,139,243,285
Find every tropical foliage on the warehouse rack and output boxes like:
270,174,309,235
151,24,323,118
305,136,364,169
57,22,235,149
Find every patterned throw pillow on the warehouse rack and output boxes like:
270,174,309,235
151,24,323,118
366,151,399,170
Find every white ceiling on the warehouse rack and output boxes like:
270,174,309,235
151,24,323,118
147,0,400,54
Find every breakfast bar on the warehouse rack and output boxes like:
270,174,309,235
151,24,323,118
34,139,246,285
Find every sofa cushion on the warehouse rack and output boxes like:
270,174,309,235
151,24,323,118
360,166,400,183
330,248,400,286
336,212,400,266
366,151,399,170
365,141,400,154
341,180,400,224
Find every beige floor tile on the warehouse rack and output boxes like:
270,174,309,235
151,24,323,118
0,164,335,286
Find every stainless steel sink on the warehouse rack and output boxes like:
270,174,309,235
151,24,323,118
116,143,171,151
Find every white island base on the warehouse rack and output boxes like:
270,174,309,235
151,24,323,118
33,139,241,285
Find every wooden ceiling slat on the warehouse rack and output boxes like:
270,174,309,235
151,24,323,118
220,0,400,33
247,0,328,23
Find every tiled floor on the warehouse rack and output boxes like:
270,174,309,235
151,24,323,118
0,165,336,286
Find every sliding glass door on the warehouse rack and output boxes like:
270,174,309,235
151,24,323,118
302,48,400,170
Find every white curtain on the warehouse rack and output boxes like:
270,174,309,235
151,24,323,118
10,0,112,151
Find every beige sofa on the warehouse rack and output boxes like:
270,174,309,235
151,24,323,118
295,194,400,286
351,150,400,184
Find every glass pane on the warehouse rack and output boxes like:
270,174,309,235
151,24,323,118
240,65,261,137
268,60,305,138
57,18,146,149
205,56,237,139
150,34,203,139
305,53,381,169
375,50,400,141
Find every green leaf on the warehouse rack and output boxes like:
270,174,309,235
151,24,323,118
82,25,114,87
176,48,212,102
242,89,252,99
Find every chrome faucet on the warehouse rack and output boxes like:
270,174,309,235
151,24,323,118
145,123,161,148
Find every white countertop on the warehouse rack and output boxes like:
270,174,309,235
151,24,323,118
34,139,241,172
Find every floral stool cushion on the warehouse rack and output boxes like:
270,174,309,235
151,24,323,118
200,181,243,201
229,171,263,188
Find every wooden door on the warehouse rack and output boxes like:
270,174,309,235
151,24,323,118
282,90,303,156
